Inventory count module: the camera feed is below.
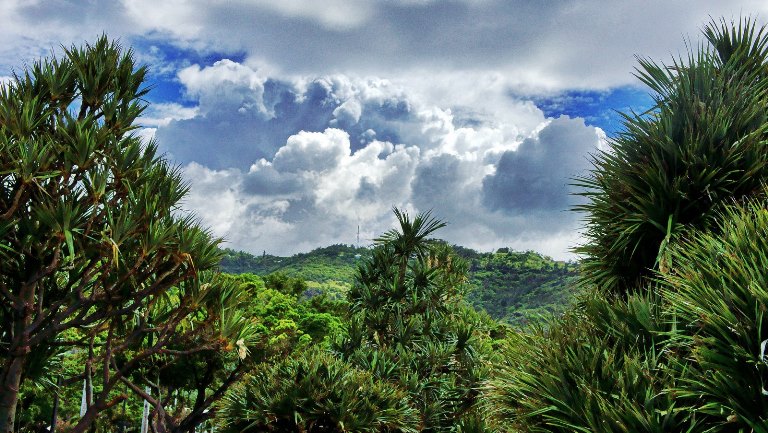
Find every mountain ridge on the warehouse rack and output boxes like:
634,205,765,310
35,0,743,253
220,243,579,325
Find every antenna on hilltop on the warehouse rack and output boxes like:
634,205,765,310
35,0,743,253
353,225,363,260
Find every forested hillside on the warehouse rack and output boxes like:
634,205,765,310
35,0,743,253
221,244,579,324
463,249,579,324
221,244,368,283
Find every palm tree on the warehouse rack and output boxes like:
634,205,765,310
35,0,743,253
343,208,494,432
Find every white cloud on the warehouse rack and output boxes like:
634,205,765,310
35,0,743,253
5,1,759,259
272,129,349,173
140,102,199,127
178,60,269,116
331,98,362,127
3,1,768,88
180,162,245,236
166,63,602,259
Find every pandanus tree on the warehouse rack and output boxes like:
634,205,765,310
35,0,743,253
343,208,496,432
347,210,459,351
110,272,257,433
487,17,768,433
575,17,768,294
374,208,447,292
661,197,768,431
0,37,250,432
217,348,419,433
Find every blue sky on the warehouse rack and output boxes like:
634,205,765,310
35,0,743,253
531,87,655,137
1,1,765,259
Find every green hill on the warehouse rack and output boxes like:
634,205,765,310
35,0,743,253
220,243,579,325
221,244,369,293
461,248,579,325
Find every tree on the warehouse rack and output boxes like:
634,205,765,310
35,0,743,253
373,207,446,292
342,208,496,432
101,272,256,433
489,16,768,433
575,17,768,295
662,197,768,431
217,348,419,433
264,272,308,298
0,37,227,432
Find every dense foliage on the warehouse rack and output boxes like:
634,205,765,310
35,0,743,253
663,199,768,430
489,17,768,433
221,245,369,285
575,18,768,295
7,15,768,433
218,348,418,433
462,250,578,325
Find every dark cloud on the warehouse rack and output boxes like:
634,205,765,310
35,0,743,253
482,116,598,214
152,0,760,89
355,177,379,202
279,197,317,224
242,164,302,196
2,1,766,92
411,154,463,211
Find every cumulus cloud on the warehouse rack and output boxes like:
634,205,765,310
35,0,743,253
272,129,349,172
482,116,598,214
161,60,603,259
10,0,745,258
178,60,269,116
331,98,362,128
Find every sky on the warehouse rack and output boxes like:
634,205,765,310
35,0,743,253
2,1,767,260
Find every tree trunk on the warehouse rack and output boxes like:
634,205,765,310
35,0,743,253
50,377,61,433
0,283,35,433
0,355,25,433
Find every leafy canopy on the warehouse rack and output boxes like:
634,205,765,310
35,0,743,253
0,36,239,433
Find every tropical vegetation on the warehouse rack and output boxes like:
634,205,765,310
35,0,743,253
4,14,768,433
221,244,580,326
488,16,768,433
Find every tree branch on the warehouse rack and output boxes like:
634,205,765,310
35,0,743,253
0,183,26,220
